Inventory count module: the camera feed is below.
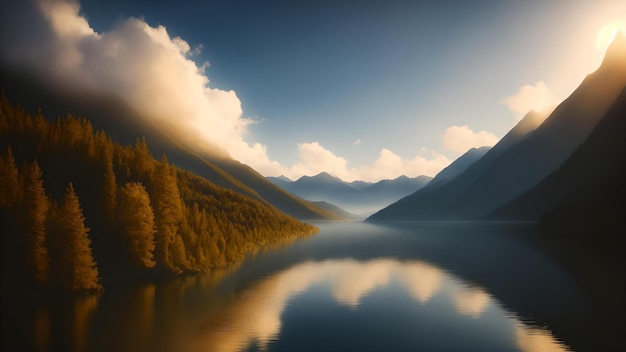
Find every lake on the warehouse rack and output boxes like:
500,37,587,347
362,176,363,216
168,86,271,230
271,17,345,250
2,221,608,351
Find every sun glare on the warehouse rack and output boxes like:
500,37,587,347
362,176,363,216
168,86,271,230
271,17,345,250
597,20,626,51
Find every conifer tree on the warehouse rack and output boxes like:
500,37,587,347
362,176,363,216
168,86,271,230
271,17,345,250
116,182,156,269
21,160,50,285
132,137,154,179
102,151,117,220
0,146,22,208
152,156,186,273
52,183,102,292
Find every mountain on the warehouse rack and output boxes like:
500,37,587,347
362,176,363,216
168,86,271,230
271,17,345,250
424,146,490,191
0,99,318,292
360,175,433,208
492,85,626,220
269,172,432,216
310,201,361,220
348,180,373,190
369,33,626,221
0,68,342,221
368,108,551,220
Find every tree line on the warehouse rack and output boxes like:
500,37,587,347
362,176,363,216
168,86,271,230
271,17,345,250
0,94,317,293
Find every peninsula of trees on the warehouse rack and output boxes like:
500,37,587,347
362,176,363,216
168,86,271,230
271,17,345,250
0,95,317,293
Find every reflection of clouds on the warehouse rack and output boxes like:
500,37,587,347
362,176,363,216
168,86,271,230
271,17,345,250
451,284,490,318
395,262,443,303
330,260,393,307
515,323,570,352
196,259,567,352
199,259,442,352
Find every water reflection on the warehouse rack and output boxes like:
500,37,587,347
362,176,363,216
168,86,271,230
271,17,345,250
33,308,51,352
193,259,569,352
451,283,490,318
73,294,99,352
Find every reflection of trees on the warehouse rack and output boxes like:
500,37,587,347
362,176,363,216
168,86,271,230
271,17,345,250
33,308,51,352
72,294,100,352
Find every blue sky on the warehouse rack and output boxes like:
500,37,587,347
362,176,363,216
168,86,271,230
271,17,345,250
2,0,625,181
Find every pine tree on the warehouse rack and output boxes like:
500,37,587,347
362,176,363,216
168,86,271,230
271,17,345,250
0,146,22,208
21,160,50,285
52,183,102,292
151,156,186,273
132,137,154,179
116,182,156,269
102,150,117,220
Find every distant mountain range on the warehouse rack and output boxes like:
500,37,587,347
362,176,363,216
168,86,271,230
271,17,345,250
268,172,432,216
369,32,626,221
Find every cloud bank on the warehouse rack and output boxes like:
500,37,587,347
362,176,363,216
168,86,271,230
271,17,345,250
0,0,498,182
285,142,451,182
502,81,559,119
442,125,499,154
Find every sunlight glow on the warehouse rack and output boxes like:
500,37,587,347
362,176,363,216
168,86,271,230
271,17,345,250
597,21,626,52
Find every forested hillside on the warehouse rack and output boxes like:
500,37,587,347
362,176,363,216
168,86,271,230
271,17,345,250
0,95,317,293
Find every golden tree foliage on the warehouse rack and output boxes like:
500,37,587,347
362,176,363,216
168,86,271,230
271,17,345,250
20,160,50,285
0,94,317,293
116,182,156,269
49,183,102,292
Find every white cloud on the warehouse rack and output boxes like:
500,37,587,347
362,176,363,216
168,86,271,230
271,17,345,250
501,81,559,119
0,0,452,183
289,142,351,180
3,0,285,175
278,142,450,182
442,125,499,154
353,138,361,145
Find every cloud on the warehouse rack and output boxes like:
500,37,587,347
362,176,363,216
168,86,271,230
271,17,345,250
1,0,285,174
288,142,351,180
353,138,361,145
502,81,559,119
281,142,451,182
0,0,450,182
442,125,499,154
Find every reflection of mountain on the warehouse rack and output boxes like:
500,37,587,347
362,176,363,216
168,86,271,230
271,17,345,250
370,33,626,221
189,259,566,352
268,173,432,216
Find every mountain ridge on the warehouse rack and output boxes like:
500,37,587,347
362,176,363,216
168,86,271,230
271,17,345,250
269,172,432,216
369,33,626,221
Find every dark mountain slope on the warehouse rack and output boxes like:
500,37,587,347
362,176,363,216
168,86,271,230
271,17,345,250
369,33,626,221
423,146,490,191
446,34,626,218
369,108,551,220
492,86,626,220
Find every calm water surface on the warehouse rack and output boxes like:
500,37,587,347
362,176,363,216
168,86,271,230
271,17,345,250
5,221,587,351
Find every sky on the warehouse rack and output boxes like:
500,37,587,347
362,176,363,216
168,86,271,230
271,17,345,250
1,0,625,182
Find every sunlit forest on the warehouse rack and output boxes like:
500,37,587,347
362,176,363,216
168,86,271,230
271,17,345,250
0,95,317,294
